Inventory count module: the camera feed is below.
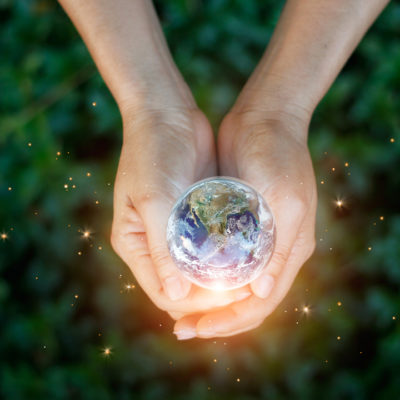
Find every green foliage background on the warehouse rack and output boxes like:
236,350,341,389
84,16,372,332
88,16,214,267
1,0,400,398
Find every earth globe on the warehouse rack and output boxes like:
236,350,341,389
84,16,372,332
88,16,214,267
166,177,276,291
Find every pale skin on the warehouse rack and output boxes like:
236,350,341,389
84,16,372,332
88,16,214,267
58,0,389,339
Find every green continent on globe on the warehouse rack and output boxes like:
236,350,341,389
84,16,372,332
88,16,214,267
188,182,258,234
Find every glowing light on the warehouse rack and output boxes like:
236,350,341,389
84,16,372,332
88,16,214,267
379,216,384,221
393,316,396,320
336,200,343,207
92,102,97,107
1,232,8,241
337,301,342,306
344,162,349,167
368,246,372,251
302,305,310,314
103,347,112,356
8,187,12,191
236,378,240,382
28,142,32,147
337,336,341,340
82,230,91,239
213,358,217,363
86,172,91,177
390,138,395,143
125,284,135,290
56,151,61,156
320,180,325,184
331,167,335,171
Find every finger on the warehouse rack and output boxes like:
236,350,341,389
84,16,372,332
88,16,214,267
193,227,315,338
173,314,201,340
251,194,306,298
134,190,193,302
111,202,253,312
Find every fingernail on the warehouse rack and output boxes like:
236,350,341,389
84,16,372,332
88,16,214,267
253,275,275,299
164,276,184,301
235,291,252,301
197,330,216,338
174,329,196,340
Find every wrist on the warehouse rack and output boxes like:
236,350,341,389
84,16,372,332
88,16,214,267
231,75,315,127
229,80,312,144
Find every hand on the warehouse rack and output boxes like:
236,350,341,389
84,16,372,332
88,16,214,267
111,106,253,324
174,108,317,337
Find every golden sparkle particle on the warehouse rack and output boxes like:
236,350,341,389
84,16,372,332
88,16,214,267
92,102,97,107
390,138,395,143
379,216,384,221
125,284,135,290
82,231,91,239
1,232,8,241
337,301,342,306
103,347,112,356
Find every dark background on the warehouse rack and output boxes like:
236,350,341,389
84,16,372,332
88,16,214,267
1,0,400,399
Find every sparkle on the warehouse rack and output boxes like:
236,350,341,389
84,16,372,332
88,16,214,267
337,336,341,340
74,294,79,299
393,316,396,320
56,151,61,156
86,172,91,177
28,142,32,147
302,306,310,314
336,199,343,207
1,232,8,241
125,284,135,290
8,187,12,191
331,167,335,171
390,138,395,143
379,216,384,221
213,358,217,363
320,180,325,184
92,101,97,107
368,246,372,251
337,301,342,306
236,378,240,382
82,230,91,239
102,347,112,356
344,162,349,167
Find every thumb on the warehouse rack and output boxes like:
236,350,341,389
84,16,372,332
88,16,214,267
136,192,192,301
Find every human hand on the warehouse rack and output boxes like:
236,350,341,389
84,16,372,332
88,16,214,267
174,108,317,337
111,106,253,325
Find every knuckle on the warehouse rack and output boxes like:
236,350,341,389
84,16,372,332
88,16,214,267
271,245,291,268
150,246,174,276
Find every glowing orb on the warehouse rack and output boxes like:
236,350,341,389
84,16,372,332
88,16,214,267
166,177,276,291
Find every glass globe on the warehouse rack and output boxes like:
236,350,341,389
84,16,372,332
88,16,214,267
166,177,276,291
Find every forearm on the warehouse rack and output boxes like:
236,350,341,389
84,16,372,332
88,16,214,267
58,0,195,113
234,0,390,123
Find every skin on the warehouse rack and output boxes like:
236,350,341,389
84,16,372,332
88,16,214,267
58,0,389,339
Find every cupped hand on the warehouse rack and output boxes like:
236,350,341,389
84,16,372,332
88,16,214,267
174,109,317,338
111,106,253,323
